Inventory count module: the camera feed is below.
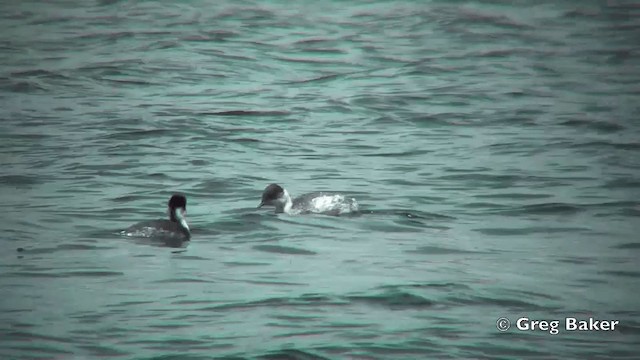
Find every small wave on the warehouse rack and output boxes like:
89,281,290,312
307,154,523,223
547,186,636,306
10,69,70,80
2,80,47,93
606,178,640,189
436,173,523,184
448,294,552,311
196,294,346,312
599,270,640,278
563,9,600,19
406,245,490,255
222,261,270,267
273,56,347,65
100,77,157,86
120,228,189,249
77,345,129,357
232,137,261,143
611,242,640,250
378,282,471,292
360,149,434,158
2,344,74,357
66,271,124,277
570,141,640,151
252,245,317,255
560,118,624,133
3,330,75,344
111,194,147,203
474,226,587,236
181,31,239,43
13,243,113,255
0,174,42,187
104,301,155,308
615,322,640,336
104,128,173,140
556,256,597,265
360,209,455,220
346,291,434,309
197,290,435,314
153,278,216,284
619,207,640,217
7,270,123,278
495,202,584,216
256,349,331,360
198,110,290,116
171,255,209,261
473,192,553,200
280,73,343,85
241,279,306,287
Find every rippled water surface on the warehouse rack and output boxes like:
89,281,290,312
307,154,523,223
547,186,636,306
2,1,640,359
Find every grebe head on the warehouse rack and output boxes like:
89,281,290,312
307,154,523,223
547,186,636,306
168,194,190,239
258,183,289,209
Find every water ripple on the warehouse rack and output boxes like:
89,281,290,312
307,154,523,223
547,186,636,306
1,1,639,359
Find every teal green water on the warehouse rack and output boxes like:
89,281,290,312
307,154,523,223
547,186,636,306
1,1,639,359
